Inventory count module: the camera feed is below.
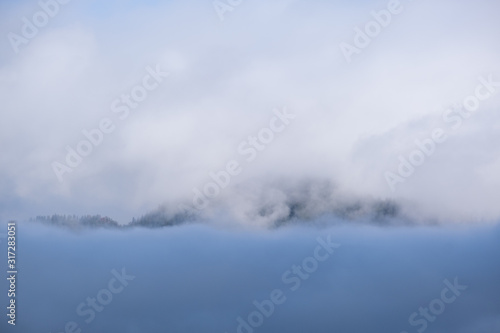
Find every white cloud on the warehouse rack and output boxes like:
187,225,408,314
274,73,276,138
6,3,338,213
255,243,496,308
0,0,499,223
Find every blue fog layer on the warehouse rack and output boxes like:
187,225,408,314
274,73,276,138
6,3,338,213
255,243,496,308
1,221,499,333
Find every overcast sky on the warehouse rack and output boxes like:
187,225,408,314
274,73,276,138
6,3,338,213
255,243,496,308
1,2,500,332
1,0,500,224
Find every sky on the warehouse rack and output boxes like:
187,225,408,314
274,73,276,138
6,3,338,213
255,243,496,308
1,1,500,332
0,1,500,222
1,0,500,224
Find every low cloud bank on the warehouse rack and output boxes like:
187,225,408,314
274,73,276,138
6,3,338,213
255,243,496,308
1,221,499,332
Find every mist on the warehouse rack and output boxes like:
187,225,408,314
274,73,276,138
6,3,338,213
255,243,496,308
1,221,499,333
1,0,500,224
1,0,500,332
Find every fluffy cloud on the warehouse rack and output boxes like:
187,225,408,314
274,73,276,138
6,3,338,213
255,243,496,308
0,0,499,224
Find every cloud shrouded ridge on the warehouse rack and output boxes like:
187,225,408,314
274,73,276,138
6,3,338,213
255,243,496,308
30,178,409,229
